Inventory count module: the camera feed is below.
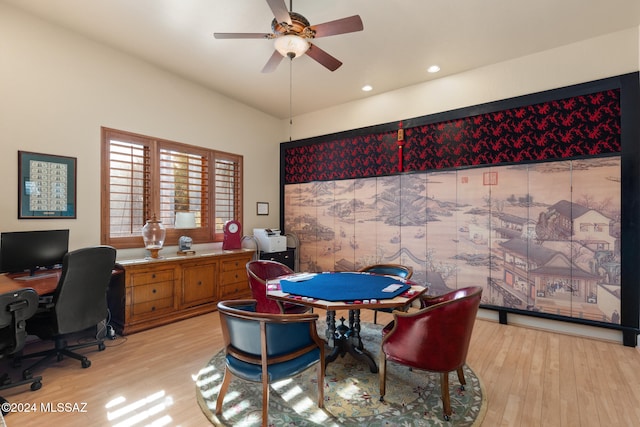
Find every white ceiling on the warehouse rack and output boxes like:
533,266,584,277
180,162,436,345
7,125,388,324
4,0,640,119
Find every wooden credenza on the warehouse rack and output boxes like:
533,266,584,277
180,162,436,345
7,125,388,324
109,249,253,335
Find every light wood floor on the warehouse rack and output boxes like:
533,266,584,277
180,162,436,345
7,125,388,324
2,309,640,426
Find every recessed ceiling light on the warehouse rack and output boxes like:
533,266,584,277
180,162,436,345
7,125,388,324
361,84,373,92
427,65,441,73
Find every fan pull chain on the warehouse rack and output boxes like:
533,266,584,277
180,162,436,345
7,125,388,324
289,57,293,142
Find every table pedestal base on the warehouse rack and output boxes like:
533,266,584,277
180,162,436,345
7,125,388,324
325,309,378,373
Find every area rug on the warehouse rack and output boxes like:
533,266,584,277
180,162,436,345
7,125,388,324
196,323,486,426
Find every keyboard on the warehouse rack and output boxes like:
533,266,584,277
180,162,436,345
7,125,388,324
13,272,59,282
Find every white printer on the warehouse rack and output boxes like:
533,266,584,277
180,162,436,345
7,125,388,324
253,228,287,253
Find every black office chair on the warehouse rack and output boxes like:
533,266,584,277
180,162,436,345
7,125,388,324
0,288,42,414
16,246,116,378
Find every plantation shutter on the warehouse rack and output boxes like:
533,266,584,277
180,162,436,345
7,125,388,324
107,137,150,239
214,153,242,234
159,147,210,228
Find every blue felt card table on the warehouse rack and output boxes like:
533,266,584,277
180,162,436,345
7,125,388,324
279,272,411,301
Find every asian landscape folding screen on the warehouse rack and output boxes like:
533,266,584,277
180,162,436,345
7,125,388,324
280,73,640,344
284,158,620,323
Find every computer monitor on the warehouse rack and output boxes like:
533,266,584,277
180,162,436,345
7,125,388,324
0,229,69,275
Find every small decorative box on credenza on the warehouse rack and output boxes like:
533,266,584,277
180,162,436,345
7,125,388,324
259,248,295,270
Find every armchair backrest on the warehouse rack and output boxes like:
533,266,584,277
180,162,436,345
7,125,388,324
53,246,117,334
246,260,294,313
0,288,39,355
358,263,413,280
421,286,479,307
217,299,322,364
382,286,482,372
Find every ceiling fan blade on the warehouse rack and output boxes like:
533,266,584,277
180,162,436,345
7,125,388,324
266,0,292,25
214,32,272,39
310,15,364,38
306,44,342,71
261,50,284,73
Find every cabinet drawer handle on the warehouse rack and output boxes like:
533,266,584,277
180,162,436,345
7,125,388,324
234,274,239,279
151,306,156,311
152,289,157,293
197,281,202,286
152,274,156,279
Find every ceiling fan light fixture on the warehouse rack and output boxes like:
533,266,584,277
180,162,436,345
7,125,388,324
274,34,310,59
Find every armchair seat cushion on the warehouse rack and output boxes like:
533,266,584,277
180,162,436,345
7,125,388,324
226,348,321,382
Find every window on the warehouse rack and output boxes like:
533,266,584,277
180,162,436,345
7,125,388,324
101,128,243,249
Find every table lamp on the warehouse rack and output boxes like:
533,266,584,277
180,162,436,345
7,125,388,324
175,212,196,255
142,214,166,259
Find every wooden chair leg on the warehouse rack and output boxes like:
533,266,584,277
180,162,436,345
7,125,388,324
317,363,325,408
457,366,466,390
373,310,378,324
379,354,387,400
440,371,452,420
215,368,233,415
262,379,269,426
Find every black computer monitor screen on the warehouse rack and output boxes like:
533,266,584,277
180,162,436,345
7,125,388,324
0,229,69,274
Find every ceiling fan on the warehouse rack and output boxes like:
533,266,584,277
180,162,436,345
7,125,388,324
214,0,364,72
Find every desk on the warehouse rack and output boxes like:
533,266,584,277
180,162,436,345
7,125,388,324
0,271,60,295
266,272,427,373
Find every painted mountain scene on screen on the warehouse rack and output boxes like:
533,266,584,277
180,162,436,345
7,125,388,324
284,156,621,324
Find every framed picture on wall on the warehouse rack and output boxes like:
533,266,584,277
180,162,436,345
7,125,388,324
257,202,269,215
18,151,77,219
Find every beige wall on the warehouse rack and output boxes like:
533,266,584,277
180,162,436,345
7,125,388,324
0,3,283,255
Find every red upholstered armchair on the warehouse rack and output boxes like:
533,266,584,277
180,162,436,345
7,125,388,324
379,286,482,420
246,260,310,314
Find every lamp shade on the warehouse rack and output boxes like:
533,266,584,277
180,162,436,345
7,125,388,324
274,34,310,59
175,212,196,229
